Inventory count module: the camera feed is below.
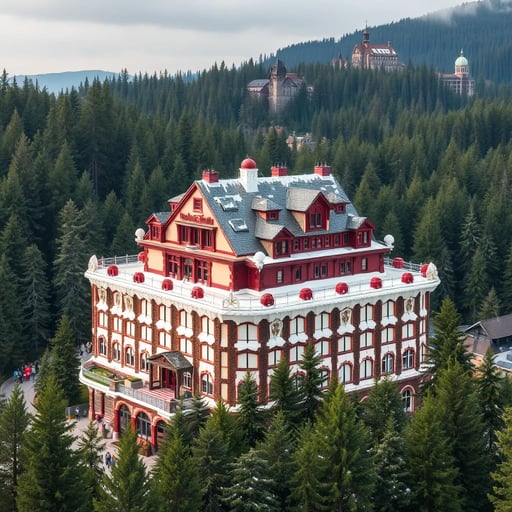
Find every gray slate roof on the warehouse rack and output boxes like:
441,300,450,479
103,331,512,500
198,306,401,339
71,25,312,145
195,172,358,257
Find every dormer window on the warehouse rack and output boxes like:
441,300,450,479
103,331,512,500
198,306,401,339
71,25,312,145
357,230,370,247
275,240,288,256
268,211,278,220
309,212,323,229
150,225,160,240
336,204,346,214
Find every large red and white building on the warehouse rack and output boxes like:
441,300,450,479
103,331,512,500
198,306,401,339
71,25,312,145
352,26,403,71
81,158,439,449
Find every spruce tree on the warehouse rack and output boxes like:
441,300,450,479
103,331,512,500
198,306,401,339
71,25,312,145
372,417,411,512
94,425,156,512
269,357,302,428
236,371,266,450
191,417,230,512
222,448,280,512
311,383,376,511
298,342,323,423
477,348,505,455
20,244,51,356
489,406,512,512
435,363,492,512
0,382,30,511
404,392,462,512
361,377,407,443
152,409,201,512
48,314,82,406
16,374,86,512
255,411,297,512
292,423,330,512
183,394,210,444
76,420,106,505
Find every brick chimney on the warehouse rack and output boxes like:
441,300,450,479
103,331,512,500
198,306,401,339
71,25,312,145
271,164,288,177
314,164,331,177
202,169,219,183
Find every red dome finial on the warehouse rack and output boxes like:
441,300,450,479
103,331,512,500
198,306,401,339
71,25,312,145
241,157,257,169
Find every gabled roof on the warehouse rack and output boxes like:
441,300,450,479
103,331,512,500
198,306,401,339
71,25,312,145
194,172,356,257
148,351,193,370
286,187,322,211
252,197,281,212
346,215,368,230
464,313,512,341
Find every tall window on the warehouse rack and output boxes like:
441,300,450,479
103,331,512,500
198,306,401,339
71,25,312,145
136,412,151,438
289,344,305,363
360,358,373,380
402,388,413,412
338,335,352,353
382,300,395,318
402,349,414,370
238,323,258,345
237,351,258,369
125,347,135,367
361,304,373,322
167,255,179,277
360,331,373,348
140,352,149,372
201,343,214,362
402,323,415,339
268,349,282,367
196,260,209,284
381,327,395,344
112,342,121,361
180,338,193,355
315,340,329,357
99,337,107,356
340,363,352,384
201,373,213,395
381,353,394,374
183,371,192,389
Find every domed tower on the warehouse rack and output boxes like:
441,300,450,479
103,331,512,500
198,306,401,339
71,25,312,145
455,49,469,77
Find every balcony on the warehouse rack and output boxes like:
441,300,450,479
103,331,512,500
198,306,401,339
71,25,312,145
80,365,192,415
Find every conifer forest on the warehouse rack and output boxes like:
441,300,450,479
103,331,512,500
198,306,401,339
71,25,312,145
3,1,512,508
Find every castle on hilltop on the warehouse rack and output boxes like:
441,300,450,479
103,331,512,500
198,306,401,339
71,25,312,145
351,26,404,71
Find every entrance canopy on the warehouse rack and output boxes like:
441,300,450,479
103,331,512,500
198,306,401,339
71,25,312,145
148,351,193,372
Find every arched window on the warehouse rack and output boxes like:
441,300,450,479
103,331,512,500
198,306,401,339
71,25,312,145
119,405,130,434
340,363,352,384
402,349,414,370
201,373,213,395
99,337,107,356
360,358,373,380
136,411,151,438
140,352,149,372
381,353,394,374
112,343,121,361
402,388,414,412
125,346,134,367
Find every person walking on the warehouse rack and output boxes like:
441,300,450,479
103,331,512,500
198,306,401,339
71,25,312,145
104,451,112,469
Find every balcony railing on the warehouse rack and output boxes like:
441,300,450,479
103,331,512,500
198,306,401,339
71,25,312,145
81,366,192,415
90,253,435,313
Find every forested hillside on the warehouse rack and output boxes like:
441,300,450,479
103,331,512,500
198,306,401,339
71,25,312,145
273,0,512,84
1,8,512,375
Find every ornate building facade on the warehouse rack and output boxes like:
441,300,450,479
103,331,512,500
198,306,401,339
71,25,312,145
439,50,475,97
351,26,403,71
81,158,439,450
247,59,309,115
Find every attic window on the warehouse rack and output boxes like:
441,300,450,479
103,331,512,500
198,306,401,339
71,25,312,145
150,226,160,239
268,211,278,220
228,219,248,232
336,204,345,214
217,197,238,212
193,198,203,212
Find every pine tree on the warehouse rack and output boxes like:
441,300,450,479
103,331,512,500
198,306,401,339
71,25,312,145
292,423,330,512
184,394,210,444
48,314,82,406
76,420,106,505
152,409,201,512
404,392,462,512
255,411,297,511
222,448,280,512
423,297,472,388
361,377,407,443
372,417,411,512
464,247,489,322
0,382,30,511
191,417,230,512
435,363,493,512
94,425,156,512
477,348,506,455
236,371,266,450
298,342,323,423
489,406,512,511
269,357,302,427
478,287,501,320
53,199,91,339
20,244,51,356
311,383,376,511
16,374,86,512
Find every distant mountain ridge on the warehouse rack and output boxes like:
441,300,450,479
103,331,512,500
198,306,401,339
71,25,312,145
11,70,118,94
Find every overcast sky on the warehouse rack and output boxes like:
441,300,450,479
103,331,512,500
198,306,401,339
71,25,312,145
1,1,468,76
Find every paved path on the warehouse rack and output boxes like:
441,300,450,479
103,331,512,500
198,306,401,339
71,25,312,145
0,376,157,471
